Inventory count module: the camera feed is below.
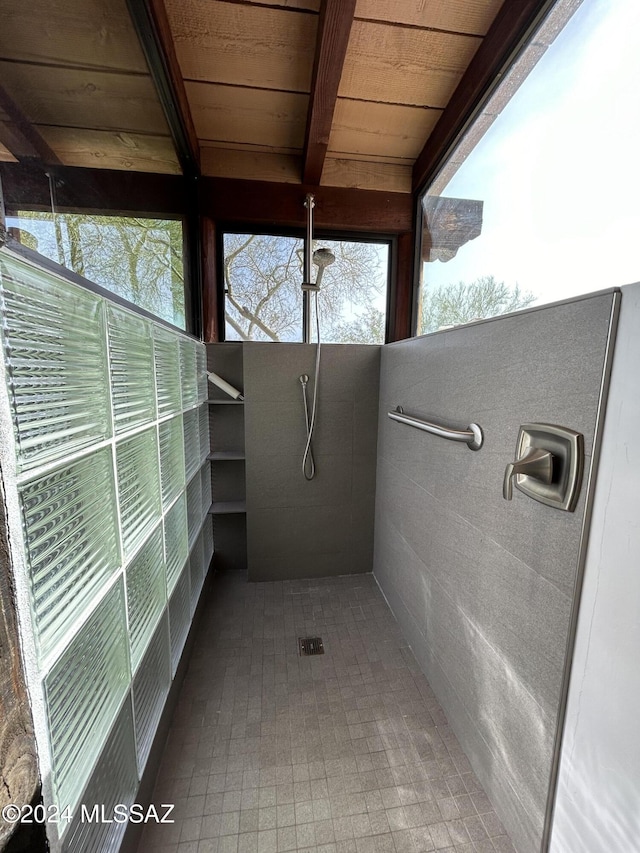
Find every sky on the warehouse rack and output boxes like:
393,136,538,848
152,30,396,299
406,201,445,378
423,0,640,306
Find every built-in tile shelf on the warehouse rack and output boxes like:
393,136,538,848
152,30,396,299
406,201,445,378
209,500,246,515
207,343,247,570
208,451,245,461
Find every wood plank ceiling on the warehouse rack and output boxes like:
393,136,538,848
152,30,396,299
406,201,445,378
166,0,504,192
0,0,180,173
0,0,507,192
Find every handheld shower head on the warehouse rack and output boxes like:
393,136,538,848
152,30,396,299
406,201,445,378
313,247,335,269
310,247,336,289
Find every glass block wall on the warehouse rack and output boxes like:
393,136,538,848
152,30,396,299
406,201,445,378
0,248,213,853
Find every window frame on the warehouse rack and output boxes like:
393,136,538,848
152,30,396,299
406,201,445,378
0,225,197,340
217,223,394,344
1,210,192,335
412,0,577,337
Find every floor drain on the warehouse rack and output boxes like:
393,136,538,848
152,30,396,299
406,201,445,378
299,637,324,656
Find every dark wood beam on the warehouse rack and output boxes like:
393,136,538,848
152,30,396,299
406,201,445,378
0,121,33,162
126,0,200,176
388,232,414,342
0,84,61,166
201,216,219,342
421,196,484,262
202,177,412,234
302,0,357,185
0,162,188,216
412,0,557,193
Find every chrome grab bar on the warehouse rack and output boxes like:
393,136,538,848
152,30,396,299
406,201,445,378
388,406,483,451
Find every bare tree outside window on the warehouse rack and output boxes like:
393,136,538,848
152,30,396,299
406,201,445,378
421,276,535,334
10,212,185,329
223,233,388,344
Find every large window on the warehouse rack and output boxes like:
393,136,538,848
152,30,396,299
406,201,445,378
417,0,640,335
7,212,186,329
223,232,389,344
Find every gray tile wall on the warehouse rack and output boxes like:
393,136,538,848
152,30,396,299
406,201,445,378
372,293,617,853
243,343,380,581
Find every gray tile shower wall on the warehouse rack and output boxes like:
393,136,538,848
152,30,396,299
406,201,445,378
372,293,617,853
243,343,380,581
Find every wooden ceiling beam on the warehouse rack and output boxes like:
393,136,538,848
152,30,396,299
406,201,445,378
201,177,412,234
302,0,357,186
0,84,61,165
412,0,557,193
126,0,200,176
0,162,188,216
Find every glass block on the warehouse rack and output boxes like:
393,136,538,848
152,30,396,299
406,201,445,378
199,403,209,462
116,427,161,559
125,525,166,672
168,563,190,677
0,253,111,472
45,580,130,814
154,326,182,419
107,304,156,434
190,533,204,615
201,464,212,519
202,516,214,569
62,697,137,853
180,337,198,409
164,492,188,596
159,414,185,509
133,613,170,774
186,471,202,547
196,342,208,404
20,446,120,663
183,407,200,480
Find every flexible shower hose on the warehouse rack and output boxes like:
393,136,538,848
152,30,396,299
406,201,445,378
301,292,321,480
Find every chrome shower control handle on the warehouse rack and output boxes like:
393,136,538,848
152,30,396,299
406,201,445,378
503,448,554,501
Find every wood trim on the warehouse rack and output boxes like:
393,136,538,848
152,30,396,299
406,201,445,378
0,162,188,216
201,176,412,233
302,0,357,185
388,231,414,341
0,84,61,165
126,0,201,175
202,215,219,342
412,0,556,193
1,498,39,850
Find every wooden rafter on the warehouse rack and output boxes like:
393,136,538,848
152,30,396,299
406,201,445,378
126,0,200,176
0,162,187,216
0,83,61,165
302,0,357,185
201,177,412,234
412,0,557,193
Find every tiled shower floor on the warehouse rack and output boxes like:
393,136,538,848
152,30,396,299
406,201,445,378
139,572,515,853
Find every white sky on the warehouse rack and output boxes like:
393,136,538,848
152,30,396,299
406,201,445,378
424,0,640,304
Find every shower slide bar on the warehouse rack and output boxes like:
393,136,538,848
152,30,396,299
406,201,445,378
388,405,483,451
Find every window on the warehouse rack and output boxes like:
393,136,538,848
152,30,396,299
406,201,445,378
417,0,640,335
7,212,186,329
223,232,389,344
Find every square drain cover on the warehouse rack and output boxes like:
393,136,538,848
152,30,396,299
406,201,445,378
299,637,324,656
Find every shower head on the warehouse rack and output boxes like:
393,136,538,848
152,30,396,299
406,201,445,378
313,248,335,269
309,247,336,290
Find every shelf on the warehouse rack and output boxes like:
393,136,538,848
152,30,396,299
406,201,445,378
208,451,245,461
209,500,246,515
208,398,244,405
